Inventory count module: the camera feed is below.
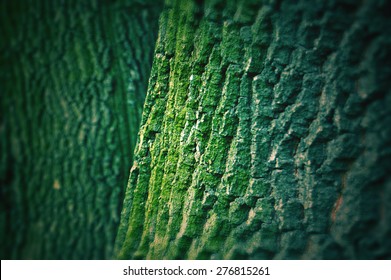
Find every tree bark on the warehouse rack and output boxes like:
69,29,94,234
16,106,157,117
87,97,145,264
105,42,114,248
115,0,391,259
0,0,162,259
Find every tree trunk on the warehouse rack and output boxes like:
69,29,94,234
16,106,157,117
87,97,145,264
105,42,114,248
115,0,391,259
0,0,162,259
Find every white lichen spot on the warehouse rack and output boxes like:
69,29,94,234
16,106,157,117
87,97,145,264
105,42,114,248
195,143,201,162
274,198,284,211
316,125,323,134
246,208,256,225
53,179,60,190
269,147,277,161
245,58,252,72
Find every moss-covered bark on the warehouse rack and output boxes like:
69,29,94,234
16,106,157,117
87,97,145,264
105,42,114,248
115,0,391,259
0,0,162,259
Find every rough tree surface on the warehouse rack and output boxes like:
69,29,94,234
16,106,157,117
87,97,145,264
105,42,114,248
0,0,162,259
115,0,391,259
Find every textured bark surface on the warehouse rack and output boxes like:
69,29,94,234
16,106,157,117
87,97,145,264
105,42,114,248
115,0,391,259
0,0,162,259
